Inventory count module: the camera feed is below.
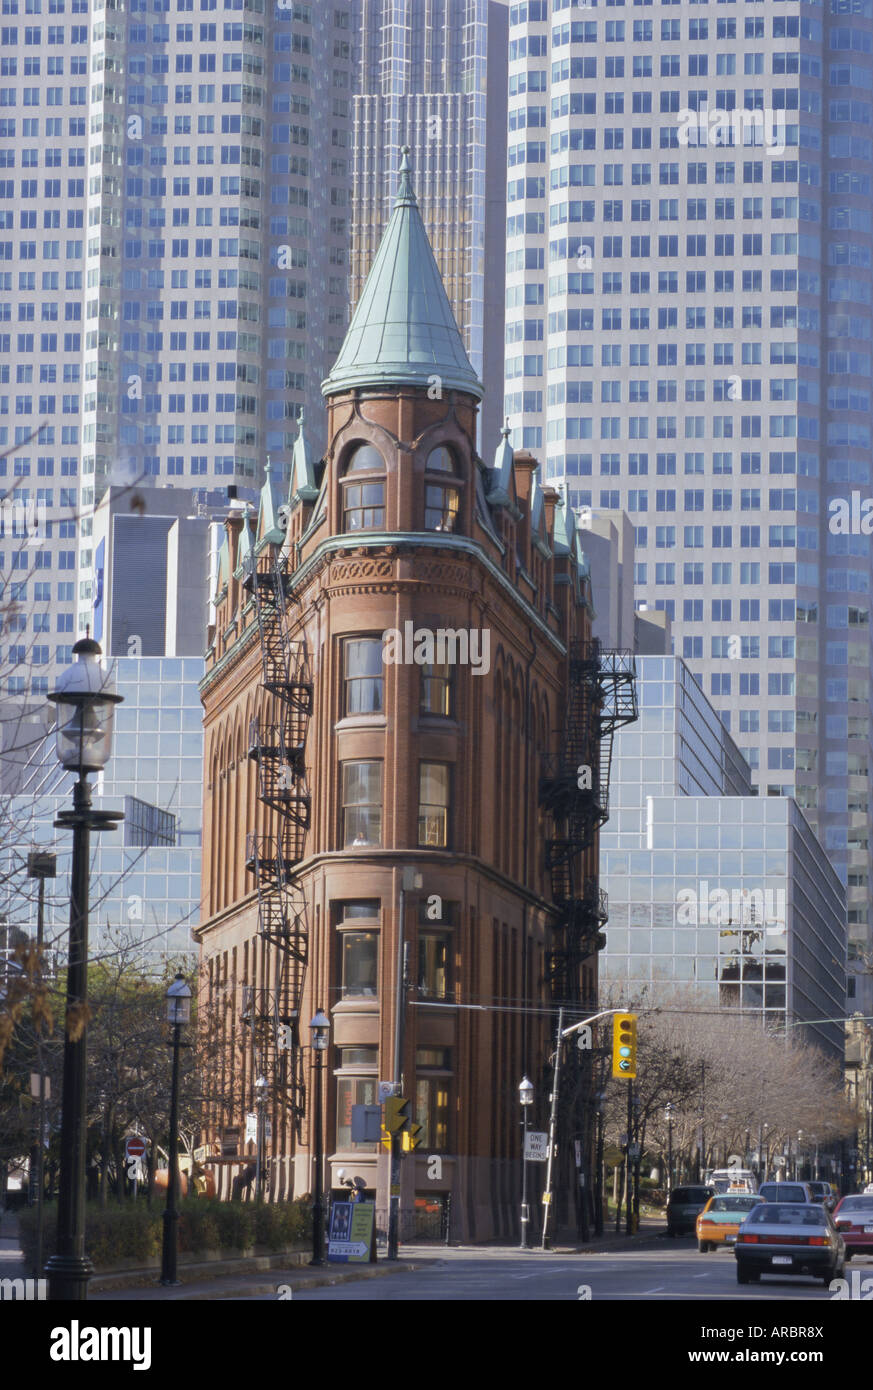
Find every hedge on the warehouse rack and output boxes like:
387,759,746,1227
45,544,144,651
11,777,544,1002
18,1198,311,1269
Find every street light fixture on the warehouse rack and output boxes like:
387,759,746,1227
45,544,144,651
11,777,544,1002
518,1076,534,1249
160,971,191,1286
309,1008,330,1266
45,638,123,1303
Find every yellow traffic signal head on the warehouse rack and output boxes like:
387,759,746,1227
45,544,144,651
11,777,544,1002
612,1013,638,1080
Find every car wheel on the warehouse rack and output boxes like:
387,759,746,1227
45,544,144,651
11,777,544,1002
698,1240,709,1253
821,1268,835,1287
737,1266,751,1285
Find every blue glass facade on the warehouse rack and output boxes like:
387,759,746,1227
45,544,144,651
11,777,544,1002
0,656,202,967
601,657,847,1059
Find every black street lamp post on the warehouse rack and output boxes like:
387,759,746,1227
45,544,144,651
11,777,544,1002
160,971,191,1286
255,1073,268,1202
45,638,123,1303
309,1008,330,1266
518,1076,533,1249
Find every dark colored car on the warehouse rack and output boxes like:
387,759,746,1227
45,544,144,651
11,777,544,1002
667,1185,714,1237
734,1202,845,1286
758,1181,816,1204
833,1193,873,1260
807,1181,838,1211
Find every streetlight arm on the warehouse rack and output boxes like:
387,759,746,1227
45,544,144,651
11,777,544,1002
561,1008,625,1039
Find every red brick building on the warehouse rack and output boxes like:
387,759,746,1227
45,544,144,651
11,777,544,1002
196,153,631,1241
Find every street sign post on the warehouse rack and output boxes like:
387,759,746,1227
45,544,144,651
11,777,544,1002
525,1131,550,1163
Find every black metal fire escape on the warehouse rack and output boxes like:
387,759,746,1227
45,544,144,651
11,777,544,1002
243,545,312,1135
539,638,637,1002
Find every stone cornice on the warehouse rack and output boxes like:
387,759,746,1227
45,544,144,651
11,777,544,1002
287,533,567,655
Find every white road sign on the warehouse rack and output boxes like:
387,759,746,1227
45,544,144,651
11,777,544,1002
525,1131,550,1162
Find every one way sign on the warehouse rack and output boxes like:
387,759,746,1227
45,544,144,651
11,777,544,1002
524,1131,550,1162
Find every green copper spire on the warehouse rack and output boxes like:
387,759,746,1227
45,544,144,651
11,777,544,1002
322,147,483,401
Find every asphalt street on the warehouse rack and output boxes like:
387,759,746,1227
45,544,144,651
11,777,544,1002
255,1238,867,1302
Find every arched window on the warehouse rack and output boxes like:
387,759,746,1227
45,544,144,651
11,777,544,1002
342,444,385,531
424,445,460,533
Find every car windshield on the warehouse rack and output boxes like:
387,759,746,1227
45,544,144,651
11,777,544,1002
674,1188,711,1202
710,1196,759,1212
839,1196,873,1212
748,1204,825,1226
761,1185,806,1201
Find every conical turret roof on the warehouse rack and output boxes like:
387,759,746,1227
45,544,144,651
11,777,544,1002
322,148,483,401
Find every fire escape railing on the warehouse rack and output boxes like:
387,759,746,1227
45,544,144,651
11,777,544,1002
539,639,637,1001
243,547,312,1133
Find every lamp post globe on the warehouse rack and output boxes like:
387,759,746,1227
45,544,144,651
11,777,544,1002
49,637,122,775
44,637,124,1303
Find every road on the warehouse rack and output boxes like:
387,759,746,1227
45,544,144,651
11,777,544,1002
265,1238,861,1301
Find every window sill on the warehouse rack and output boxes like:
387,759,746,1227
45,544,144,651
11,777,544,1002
334,715,387,733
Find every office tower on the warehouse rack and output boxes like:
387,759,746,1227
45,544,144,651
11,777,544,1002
601,655,847,1062
350,0,509,444
0,2,353,706
505,1,872,1013
0,484,213,968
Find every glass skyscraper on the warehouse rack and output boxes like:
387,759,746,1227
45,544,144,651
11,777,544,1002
0,0,353,700
350,0,509,444
505,0,872,1014
0,656,202,968
601,656,847,1061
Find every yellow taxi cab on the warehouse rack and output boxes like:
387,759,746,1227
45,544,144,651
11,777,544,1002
696,1193,764,1251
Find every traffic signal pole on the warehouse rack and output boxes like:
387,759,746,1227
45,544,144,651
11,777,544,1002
626,1083,634,1235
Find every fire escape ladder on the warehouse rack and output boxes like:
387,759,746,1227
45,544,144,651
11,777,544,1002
539,640,637,1000
244,546,312,1133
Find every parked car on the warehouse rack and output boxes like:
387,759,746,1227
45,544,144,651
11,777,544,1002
696,1193,764,1251
757,1180,817,1204
807,1180,839,1211
734,1202,845,1286
666,1184,714,1237
833,1193,873,1260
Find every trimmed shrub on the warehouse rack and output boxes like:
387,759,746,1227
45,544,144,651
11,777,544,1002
17,1197,310,1268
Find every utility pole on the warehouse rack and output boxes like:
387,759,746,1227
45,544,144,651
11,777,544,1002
540,1008,563,1251
388,869,418,1260
625,1082,634,1235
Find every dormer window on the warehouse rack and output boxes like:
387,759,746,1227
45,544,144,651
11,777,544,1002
424,445,460,533
342,444,385,532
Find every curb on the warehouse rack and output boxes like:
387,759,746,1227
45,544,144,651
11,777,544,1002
91,1259,433,1301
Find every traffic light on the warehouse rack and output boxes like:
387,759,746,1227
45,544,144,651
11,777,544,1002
402,1121,424,1152
384,1096,410,1134
612,1013,638,1079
